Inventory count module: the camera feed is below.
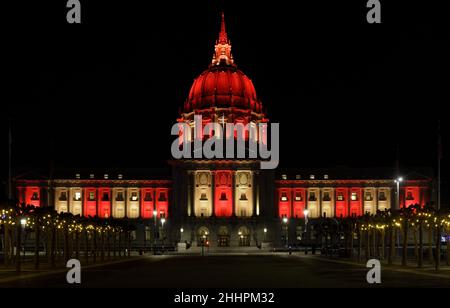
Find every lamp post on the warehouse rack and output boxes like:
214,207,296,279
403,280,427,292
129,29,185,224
283,217,288,248
161,217,166,253
153,210,157,254
395,177,403,251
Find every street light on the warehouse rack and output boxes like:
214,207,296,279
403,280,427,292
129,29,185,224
282,217,288,247
395,177,403,210
20,218,27,227
263,228,267,242
153,210,157,254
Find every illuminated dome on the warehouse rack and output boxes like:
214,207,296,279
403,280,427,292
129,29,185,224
183,13,263,114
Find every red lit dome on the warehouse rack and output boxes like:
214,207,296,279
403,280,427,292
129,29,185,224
182,13,263,115
184,66,262,113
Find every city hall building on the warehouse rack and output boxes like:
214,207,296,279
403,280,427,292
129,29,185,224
14,15,433,250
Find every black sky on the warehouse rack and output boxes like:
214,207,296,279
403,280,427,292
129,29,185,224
3,0,450,196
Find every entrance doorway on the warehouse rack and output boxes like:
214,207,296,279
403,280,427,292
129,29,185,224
218,226,230,247
238,226,251,247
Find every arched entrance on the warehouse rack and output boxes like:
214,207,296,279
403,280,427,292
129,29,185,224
197,226,210,247
238,226,251,247
218,226,230,247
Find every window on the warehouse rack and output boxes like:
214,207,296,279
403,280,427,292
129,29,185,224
158,193,167,202
145,226,151,241
406,191,414,200
144,192,152,201
131,231,137,241
74,192,82,201
282,174,287,180
309,192,317,201
365,192,373,201
75,173,81,179
280,193,288,201
104,174,109,179
200,193,208,201
310,175,315,180
324,174,329,179
88,192,96,201
323,192,331,201
31,192,39,200
240,193,248,201
118,174,123,180
351,192,358,201
102,192,109,201
59,192,67,201
219,192,227,201
295,192,302,201
337,193,344,201
130,192,139,201
89,174,95,179
379,191,387,201
116,192,124,201
295,174,301,180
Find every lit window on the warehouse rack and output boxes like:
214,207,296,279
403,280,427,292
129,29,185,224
280,192,288,201
324,174,329,179
74,192,81,201
337,193,344,201
89,174,94,179
104,174,109,179
130,192,139,201
75,174,80,179
365,192,373,201
310,175,315,180
295,192,302,201
282,174,287,180
351,192,358,201
88,192,96,201
295,174,301,180
118,174,123,180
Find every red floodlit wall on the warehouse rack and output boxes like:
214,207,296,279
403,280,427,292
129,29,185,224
25,187,41,207
292,188,306,218
402,186,421,208
349,188,362,217
84,188,97,218
335,188,349,218
98,188,111,218
155,188,169,218
214,171,233,217
278,188,292,218
141,188,155,219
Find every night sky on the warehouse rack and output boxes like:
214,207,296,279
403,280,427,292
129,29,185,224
3,1,450,200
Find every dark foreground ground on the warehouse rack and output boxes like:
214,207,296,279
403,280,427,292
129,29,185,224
1,253,450,288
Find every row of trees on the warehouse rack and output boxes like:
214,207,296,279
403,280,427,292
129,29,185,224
1,203,137,272
311,204,450,270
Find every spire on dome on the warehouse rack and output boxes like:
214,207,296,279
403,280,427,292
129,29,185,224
218,12,228,44
211,12,235,67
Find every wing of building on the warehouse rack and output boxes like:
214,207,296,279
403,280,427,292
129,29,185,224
13,14,434,250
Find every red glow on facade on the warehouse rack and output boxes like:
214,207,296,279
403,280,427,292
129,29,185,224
214,170,233,217
141,188,155,219
23,187,41,207
278,188,292,218
84,188,97,218
335,187,349,218
98,188,111,218
349,188,362,217
155,188,169,218
292,188,306,218
402,186,421,208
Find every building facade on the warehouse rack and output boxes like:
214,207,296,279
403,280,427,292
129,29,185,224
14,14,433,249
